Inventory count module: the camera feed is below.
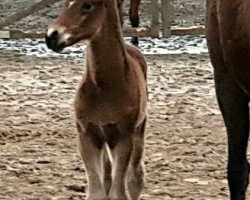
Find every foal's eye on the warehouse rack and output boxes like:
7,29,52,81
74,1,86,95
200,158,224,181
81,3,93,13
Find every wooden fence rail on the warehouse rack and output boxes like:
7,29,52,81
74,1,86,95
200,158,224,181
0,26,205,39
0,0,205,39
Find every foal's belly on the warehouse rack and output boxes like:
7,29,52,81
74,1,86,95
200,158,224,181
76,105,133,124
74,94,139,125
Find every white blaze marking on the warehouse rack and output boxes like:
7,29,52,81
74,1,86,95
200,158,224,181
68,1,75,8
47,26,66,37
47,27,56,37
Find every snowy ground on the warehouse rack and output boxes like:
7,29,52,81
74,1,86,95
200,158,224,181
0,36,208,59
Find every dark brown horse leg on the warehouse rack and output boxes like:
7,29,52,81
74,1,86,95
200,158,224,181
129,0,141,46
215,77,249,200
206,1,250,199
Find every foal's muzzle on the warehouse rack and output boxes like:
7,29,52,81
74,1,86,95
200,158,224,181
45,30,66,53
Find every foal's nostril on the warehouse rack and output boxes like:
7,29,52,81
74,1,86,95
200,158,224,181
50,30,59,40
46,30,59,40
45,30,60,49
45,29,66,52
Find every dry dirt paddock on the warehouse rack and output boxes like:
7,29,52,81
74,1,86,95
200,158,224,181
1,52,250,200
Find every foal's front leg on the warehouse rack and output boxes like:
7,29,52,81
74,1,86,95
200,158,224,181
127,118,146,200
77,122,107,200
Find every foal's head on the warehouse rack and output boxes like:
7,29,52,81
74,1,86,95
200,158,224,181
45,0,108,52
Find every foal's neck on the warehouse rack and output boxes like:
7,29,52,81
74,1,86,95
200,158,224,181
86,1,128,90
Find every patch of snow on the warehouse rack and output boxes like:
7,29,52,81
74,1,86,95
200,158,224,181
0,35,208,59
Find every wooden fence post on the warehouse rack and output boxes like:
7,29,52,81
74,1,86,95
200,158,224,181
161,0,171,37
0,0,61,30
150,0,159,38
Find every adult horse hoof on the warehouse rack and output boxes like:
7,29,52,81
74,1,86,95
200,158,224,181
131,36,139,47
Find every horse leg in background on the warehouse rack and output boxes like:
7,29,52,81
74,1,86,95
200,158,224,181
206,2,250,199
215,77,249,200
129,0,141,46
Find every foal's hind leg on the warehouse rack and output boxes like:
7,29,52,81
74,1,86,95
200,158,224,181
77,122,107,200
102,145,112,195
129,0,141,46
215,77,249,200
126,118,146,200
104,123,133,200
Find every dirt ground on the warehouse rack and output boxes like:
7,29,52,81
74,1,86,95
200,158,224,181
0,0,205,31
1,52,249,199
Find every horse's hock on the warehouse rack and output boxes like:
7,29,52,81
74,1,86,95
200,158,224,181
0,0,204,39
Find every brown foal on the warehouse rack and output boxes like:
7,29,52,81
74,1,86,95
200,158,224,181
45,0,147,199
